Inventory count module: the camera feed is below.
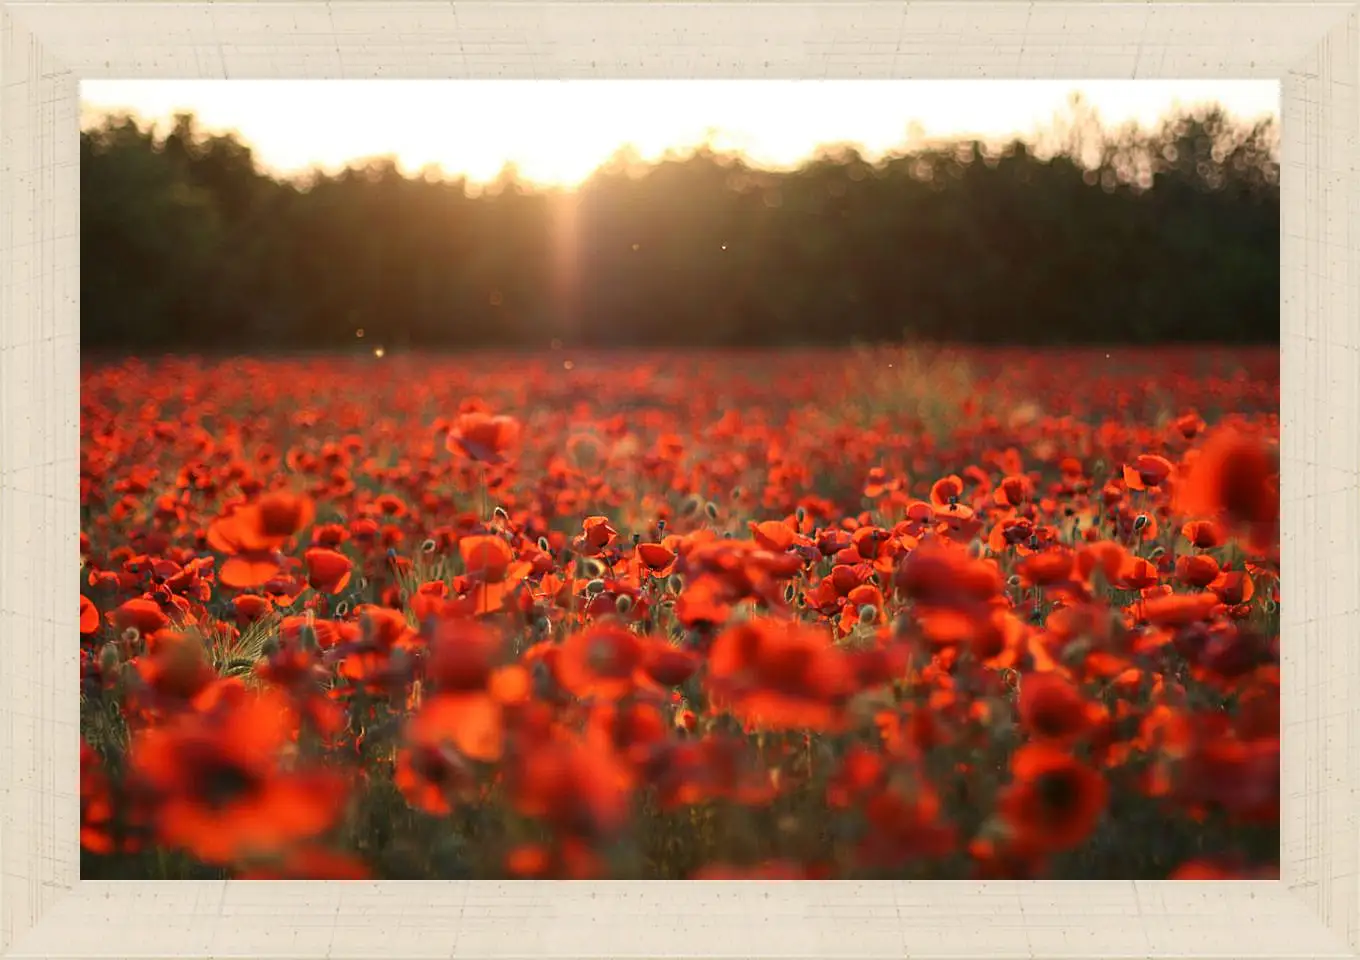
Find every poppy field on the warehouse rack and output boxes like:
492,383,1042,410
79,345,1281,881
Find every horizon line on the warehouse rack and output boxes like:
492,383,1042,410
81,95,1279,192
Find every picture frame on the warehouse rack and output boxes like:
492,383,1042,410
2,2,1355,957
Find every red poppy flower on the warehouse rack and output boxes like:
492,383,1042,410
1142,592,1221,627
706,618,855,731
1209,570,1254,605
303,548,353,594
1175,729,1279,823
574,516,618,556
407,692,505,763
556,623,648,701
128,689,348,864
509,736,632,840
459,535,514,581
894,542,1002,607
998,743,1108,853
636,542,677,574
673,574,734,628
642,641,700,687
1181,519,1225,549
993,474,1033,507
424,616,503,692
446,411,521,465
394,742,476,815
1176,428,1279,553
80,741,117,855
856,775,956,869
929,475,965,508
1174,554,1221,588
108,596,171,636
231,593,275,628
1122,454,1174,491
1017,672,1102,744
750,520,798,552
80,595,101,635
1173,411,1206,440
1017,549,1075,588
209,492,315,555
456,536,531,612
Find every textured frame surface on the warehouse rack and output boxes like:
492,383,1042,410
1,1,1356,958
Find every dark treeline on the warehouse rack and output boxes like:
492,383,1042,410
82,100,1279,351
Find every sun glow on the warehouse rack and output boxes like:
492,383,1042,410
80,79,1279,189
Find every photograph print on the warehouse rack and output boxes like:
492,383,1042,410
78,79,1281,881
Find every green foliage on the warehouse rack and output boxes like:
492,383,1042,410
81,105,1279,351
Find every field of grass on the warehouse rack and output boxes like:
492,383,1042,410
79,345,1280,880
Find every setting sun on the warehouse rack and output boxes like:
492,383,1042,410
81,79,1278,188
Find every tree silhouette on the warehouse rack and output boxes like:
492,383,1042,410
80,103,1279,353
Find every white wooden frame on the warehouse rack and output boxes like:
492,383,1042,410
2,2,1356,957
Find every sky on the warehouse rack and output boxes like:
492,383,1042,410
80,79,1279,189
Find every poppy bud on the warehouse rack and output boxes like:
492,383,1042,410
615,594,634,615
538,536,550,551
113,664,137,701
98,642,121,676
796,506,806,525
421,539,438,554
704,501,719,520
858,604,877,625
667,574,685,595
494,506,509,522
586,579,606,596
1061,637,1092,669
531,659,555,696
1134,514,1149,531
